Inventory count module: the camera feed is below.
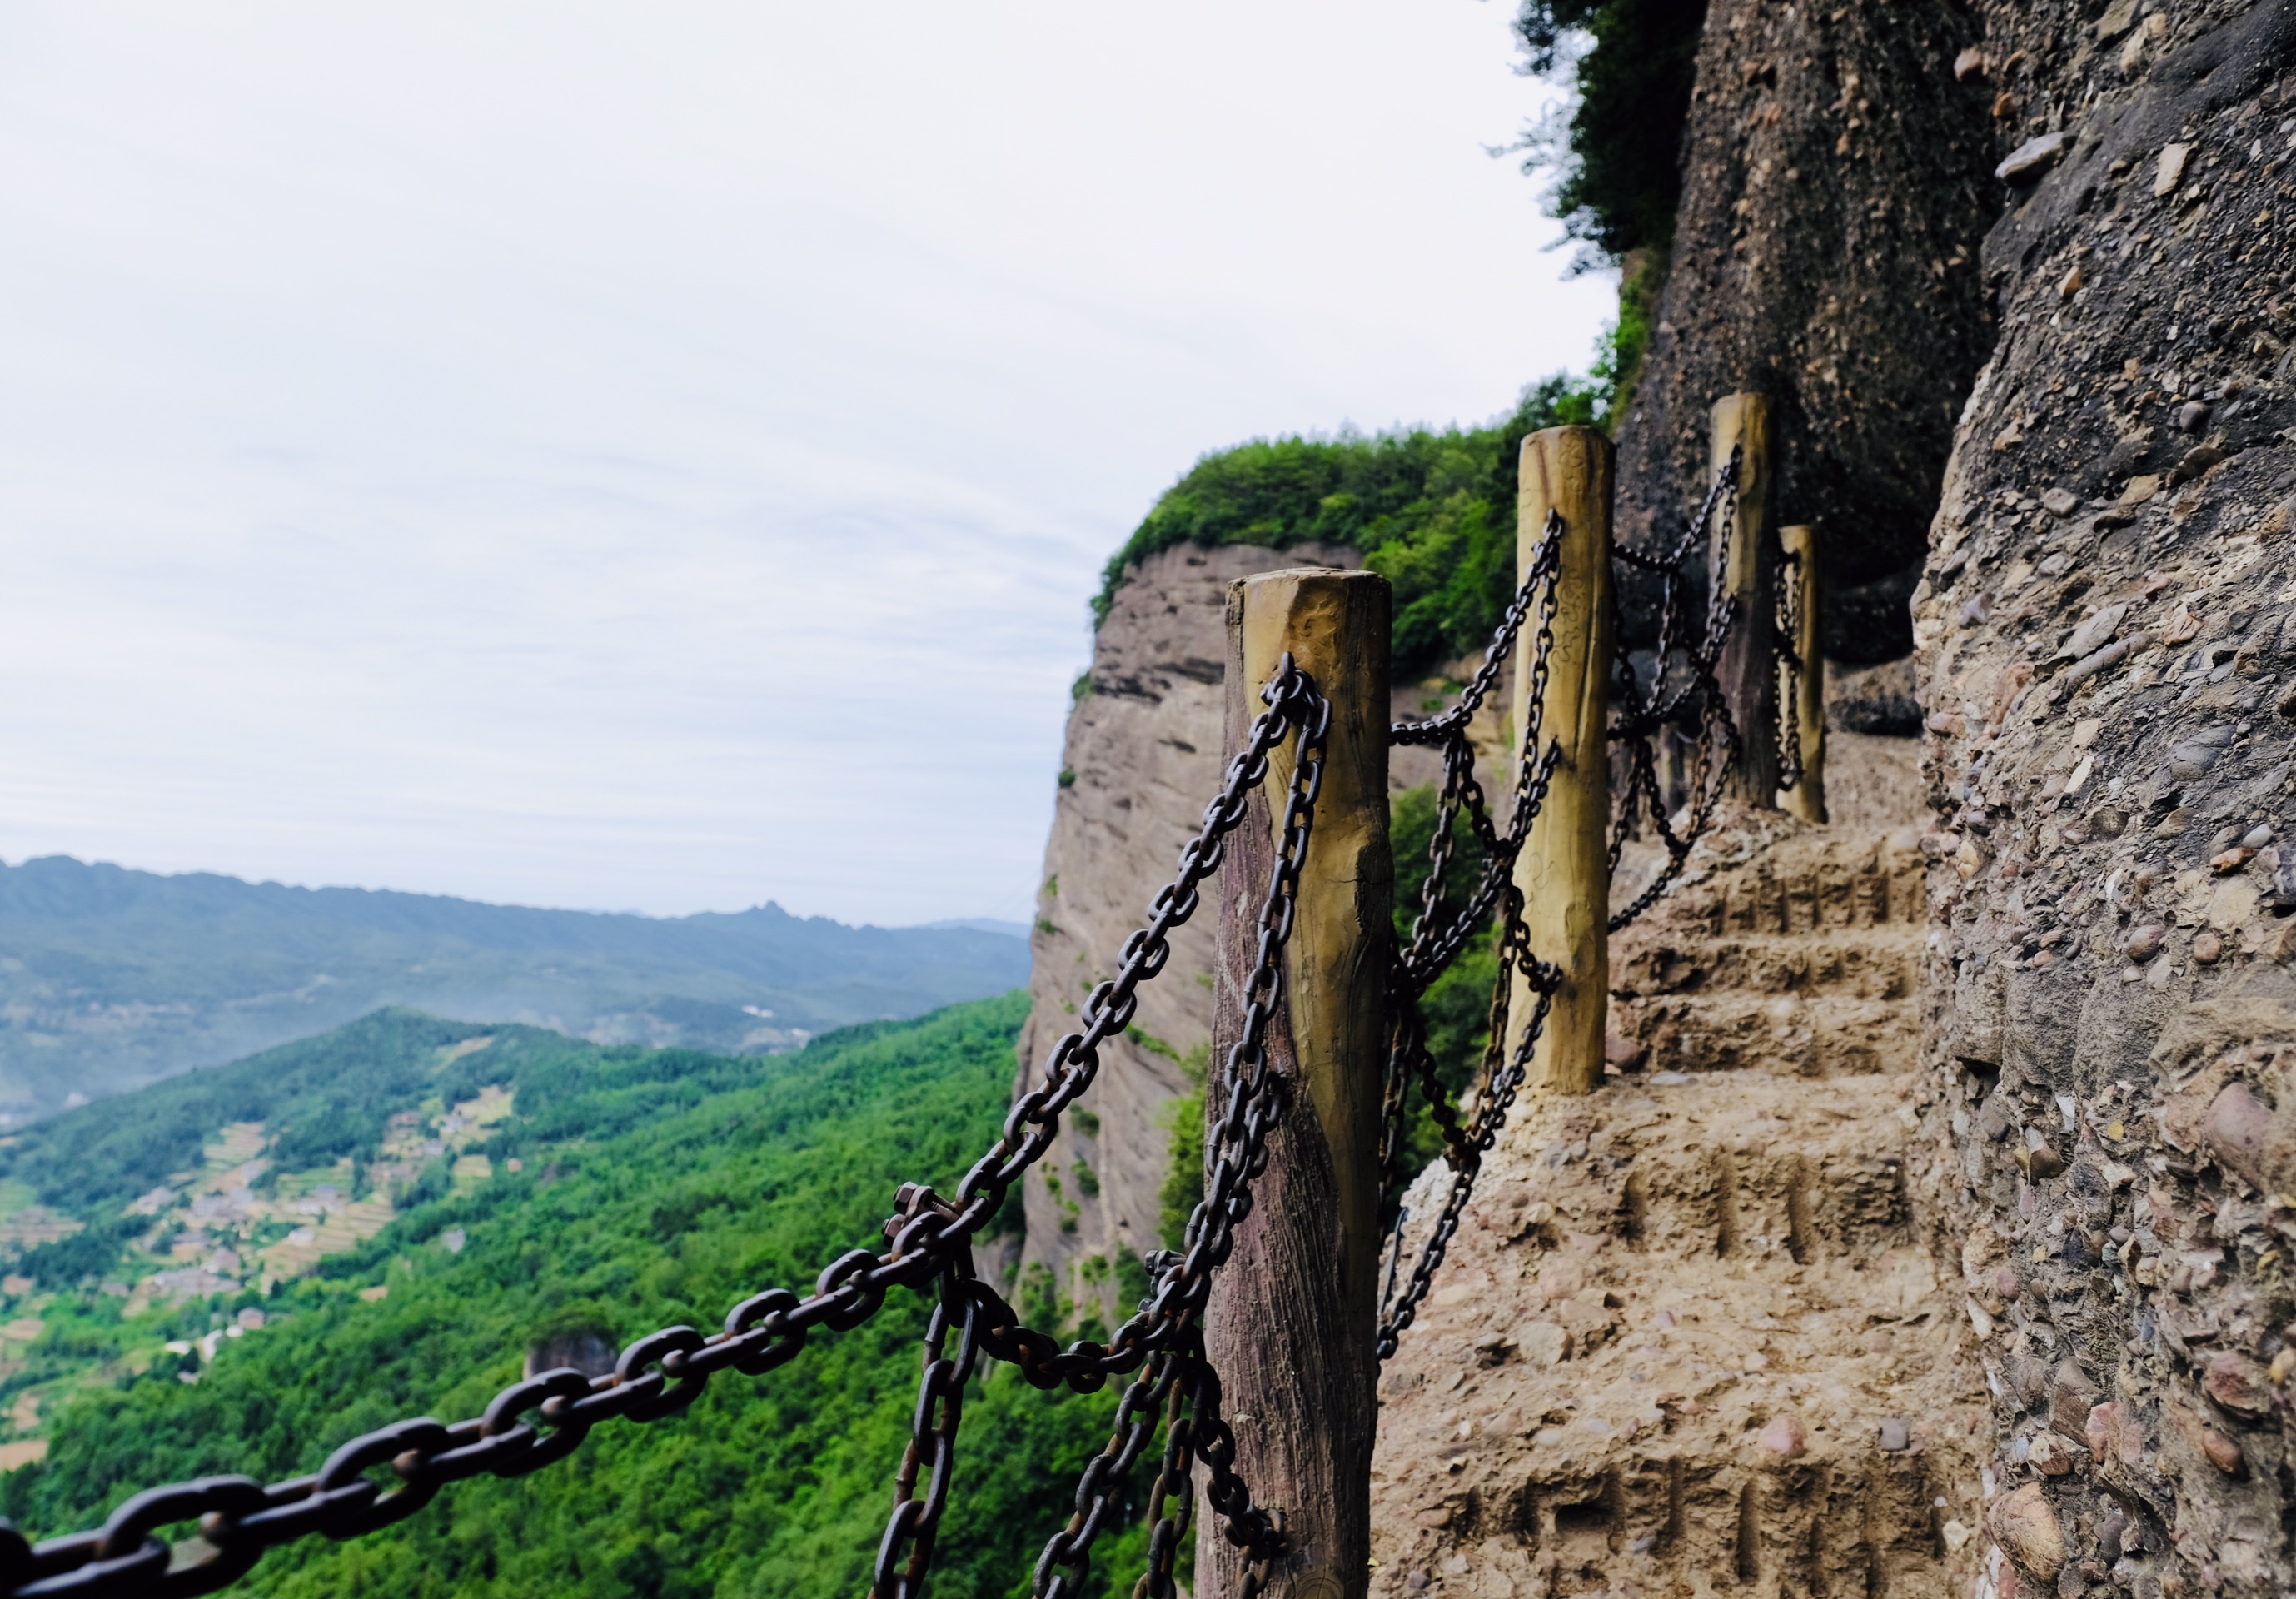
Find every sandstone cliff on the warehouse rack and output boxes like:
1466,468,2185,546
1014,540,1519,1312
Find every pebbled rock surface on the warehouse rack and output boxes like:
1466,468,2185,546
1910,0,2296,1594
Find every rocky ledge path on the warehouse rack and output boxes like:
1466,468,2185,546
1367,813,1987,1598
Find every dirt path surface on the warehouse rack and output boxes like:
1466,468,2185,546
1367,782,1987,1597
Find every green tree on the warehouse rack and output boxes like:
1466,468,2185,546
5,997,1163,1599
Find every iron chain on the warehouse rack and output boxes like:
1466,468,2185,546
1774,547,1805,794
1373,450,1761,1348
1372,516,1566,1355
6,660,1328,1599
1603,448,1745,932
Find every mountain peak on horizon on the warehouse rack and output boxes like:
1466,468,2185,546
0,854,1028,1123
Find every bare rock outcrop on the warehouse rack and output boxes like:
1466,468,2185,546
1596,0,2296,1581
1614,0,2000,664
1014,541,1354,1307
1906,1,2296,1593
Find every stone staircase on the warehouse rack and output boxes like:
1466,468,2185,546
1367,814,1986,1598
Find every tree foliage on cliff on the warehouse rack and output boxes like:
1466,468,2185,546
6,995,1155,1599
1094,377,1602,678
1513,0,1708,264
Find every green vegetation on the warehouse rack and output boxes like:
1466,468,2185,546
1155,1044,1212,1253
1093,377,1606,678
1383,787,1506,1190
4,997,1163,1598
1512,0,1708,266
0,1011,615,1227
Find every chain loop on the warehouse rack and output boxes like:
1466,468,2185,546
1373,449,1756,1351
1372,516,1568,1352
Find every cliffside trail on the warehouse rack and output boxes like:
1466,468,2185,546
1014,0,2296,1589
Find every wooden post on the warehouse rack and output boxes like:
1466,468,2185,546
1508,428,1612,1100
1204,569,1390,1599
1776,524,1827,824
1709,392,1779,806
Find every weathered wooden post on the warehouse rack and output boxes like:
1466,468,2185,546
1204,569,1390,1599
1776,523,1827,824
1508,427,1612,1098
1709,392,1780,806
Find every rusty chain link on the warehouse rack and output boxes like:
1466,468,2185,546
1130,1337,1273,1599
2,659,1327,1599
1377,903,1557,1357
1023,656,1325,1598
874,1248,987,1599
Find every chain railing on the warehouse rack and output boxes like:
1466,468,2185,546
1603,446,1745,932
1374,513,1568,1357
8,427,1796,1597
1,660,1329,1599
1373,444,1760,1355
1774,545,1806,795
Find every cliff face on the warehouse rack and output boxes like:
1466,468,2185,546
1461,0,2295,1589
1018,1,2296,1586
1907,2,2296,1593
1014,541,1517,1313
1015,541,1355,1307
1614,0,2000,664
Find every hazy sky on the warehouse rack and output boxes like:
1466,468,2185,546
0,3,1610,926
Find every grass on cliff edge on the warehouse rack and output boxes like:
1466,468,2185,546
1092,375,1606,680
5,993,1156,1599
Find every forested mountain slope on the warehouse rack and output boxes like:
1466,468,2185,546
2,994,1140,1599
0,855,1027,1123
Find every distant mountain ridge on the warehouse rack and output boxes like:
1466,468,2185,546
0,855,1028,1122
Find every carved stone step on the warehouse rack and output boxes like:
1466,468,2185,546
1617,991,1920,1078
1371,1078,1984,1599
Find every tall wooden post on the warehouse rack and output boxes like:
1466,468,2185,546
1710,392,1779,805
1776,524,1827,824
1508,428,1612,1100
1204,569,1390,1599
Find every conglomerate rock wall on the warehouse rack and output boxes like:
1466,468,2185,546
1909,0,2296,1592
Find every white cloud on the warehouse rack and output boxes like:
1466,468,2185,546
0,1,1608,923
